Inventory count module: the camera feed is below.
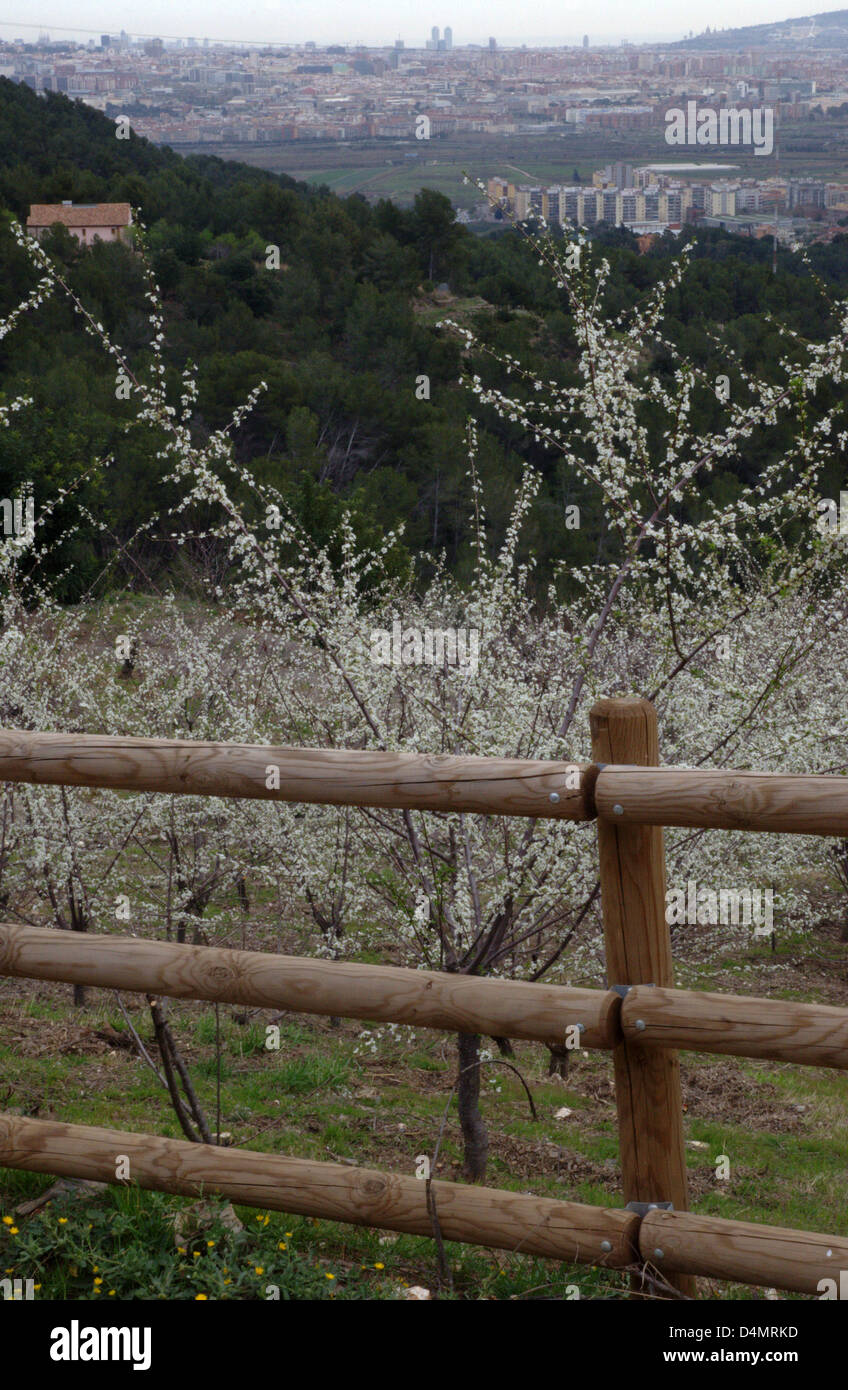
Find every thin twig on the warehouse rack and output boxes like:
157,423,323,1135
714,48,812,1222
146,994,199,1142
424,1180,454,1295
111,990,167,1088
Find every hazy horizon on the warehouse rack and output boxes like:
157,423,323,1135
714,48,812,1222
2,1,848,48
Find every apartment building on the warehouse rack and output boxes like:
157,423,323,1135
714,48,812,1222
509,180,691,229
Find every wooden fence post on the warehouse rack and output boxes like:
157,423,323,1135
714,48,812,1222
590,697,695,1298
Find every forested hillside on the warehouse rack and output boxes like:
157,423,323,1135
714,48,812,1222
1,76,847,596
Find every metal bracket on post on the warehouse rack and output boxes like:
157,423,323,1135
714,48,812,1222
625,1201,674,1217
611,983,655,997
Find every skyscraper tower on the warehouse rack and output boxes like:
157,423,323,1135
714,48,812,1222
431,25,439,43
444,26,452,49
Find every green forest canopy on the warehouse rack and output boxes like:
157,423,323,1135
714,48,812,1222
1,78,847,599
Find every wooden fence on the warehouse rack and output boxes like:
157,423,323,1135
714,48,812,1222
1,697,847,1299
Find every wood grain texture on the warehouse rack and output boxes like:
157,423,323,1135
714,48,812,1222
590,699,694,1298
596,766,848,836
0,1113,640,1266
639,1208,848,1295
622,985,848,1070
0,924,621,1049
0,729,595,821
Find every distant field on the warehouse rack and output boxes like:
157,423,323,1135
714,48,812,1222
176,139,580,207
169,132,610,207
296,161,479,204
176,133,616,206
173,121,848,207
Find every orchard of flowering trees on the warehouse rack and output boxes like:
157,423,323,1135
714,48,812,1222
1,211,847,1178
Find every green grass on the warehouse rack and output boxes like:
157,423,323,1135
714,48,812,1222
2,910,846,1300
0,1174,628,1299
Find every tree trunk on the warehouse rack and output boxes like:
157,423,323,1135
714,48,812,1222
547,1044,570,1080
456,1032,488,1182
72,920,87,1008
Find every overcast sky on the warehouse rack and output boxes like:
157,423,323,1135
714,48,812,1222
0,0,843,47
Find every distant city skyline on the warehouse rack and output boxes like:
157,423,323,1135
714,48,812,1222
2,1,848,48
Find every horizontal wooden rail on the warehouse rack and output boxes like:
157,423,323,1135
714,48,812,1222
0,730,595,821
0,1114,640,1267
3,1113,843,1294
596,765,848,837
622,985,848,1070
9,926,846,1069
640,1208,848,1296
0,925,620,1049
6,728,848,835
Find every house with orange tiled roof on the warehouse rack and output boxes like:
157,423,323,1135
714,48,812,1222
26,202,133,247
